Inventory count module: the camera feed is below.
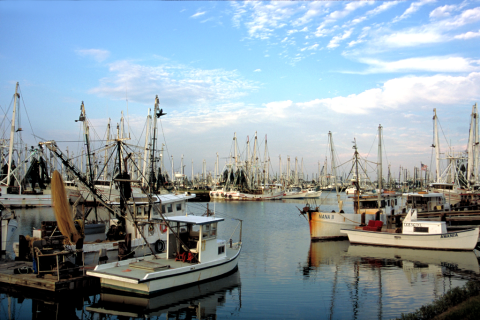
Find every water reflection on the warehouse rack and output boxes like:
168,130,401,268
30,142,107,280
86,270,241,319
0,285,88,320
301,240,480,319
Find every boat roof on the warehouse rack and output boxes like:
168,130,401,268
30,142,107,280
158,193,197,204
165,215,224,225
348,193,401,199
403,192,444,198
110,192,196,205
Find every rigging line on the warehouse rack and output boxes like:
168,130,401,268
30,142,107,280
381,132,389,175
366,133,376,160
95,145,117,181
159,117,171,171
17,85,37,144
437,117,451,150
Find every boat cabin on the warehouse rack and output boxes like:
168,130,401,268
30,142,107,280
165,216,226,263
402,209,447,235
349,192,402,216
403,192,450,212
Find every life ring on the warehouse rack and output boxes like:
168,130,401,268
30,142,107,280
154,240,165,253
159,223,167,233
148,224,155,236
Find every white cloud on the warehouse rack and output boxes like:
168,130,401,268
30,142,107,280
297,73,480,114
254,69,261,72
454,30,480,39
327,29,353,48
358,56,480,73
366,1,399,16
232,1,299,40
191,11,206,18
301,43,319,52
429,4,459,19
393,0,436,23
89,60,258,106
76,49,110,62
443,7,480,27
380,28,445,48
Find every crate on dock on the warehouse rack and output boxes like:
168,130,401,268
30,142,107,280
41,221,62,238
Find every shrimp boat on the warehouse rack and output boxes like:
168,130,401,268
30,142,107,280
300,127,402,240
340,209,479,251
87,215,242,295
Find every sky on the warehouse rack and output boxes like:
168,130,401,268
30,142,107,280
1,0,480,181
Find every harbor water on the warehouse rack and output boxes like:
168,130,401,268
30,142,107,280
1,194,479,319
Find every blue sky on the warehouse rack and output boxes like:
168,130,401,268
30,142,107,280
1,1,480,180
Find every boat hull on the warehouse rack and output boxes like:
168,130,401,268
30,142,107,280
308,211,380,240
89,246,241,295
340,228,479,251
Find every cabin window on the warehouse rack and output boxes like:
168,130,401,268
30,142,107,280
136,206,143,216
176,203,182,211
359,201,379,209
387,200,390,206
167,204,173,213
395,199,397,205
414,227,429,233
162,205,166,214
202,223,217,239
218,245,225,255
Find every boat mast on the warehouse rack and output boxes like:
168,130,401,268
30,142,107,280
148,95,164,193
104,118,111,181
377,125,383,210
468,105,475,187
6,82,19,187
263,134,268,187
475,103,479,185
328,131,341,209
142,109,151,186
253,132,257,187
279,155,282,186
433,109,441,182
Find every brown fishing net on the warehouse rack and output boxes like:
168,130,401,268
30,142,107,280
51,170,81,243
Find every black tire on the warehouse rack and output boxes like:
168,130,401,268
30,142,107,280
155,239,165,253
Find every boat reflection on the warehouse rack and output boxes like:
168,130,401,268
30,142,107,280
86,269,241,319
300,240,480,320
0,284,89,320
346,244,480,279
303,240,480,277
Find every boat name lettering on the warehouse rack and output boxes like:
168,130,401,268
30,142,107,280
319,214,331,219
403,223,425,227
441,233,458,238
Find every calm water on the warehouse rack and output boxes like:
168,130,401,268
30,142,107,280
1,195,479,319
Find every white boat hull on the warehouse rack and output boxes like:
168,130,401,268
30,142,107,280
89,247,241,295
341,228,479,251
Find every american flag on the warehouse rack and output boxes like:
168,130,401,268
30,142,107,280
421,163,427,171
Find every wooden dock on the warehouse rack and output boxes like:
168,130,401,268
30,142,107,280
0,260,99,293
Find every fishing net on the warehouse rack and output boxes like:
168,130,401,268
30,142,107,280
51,170,81,243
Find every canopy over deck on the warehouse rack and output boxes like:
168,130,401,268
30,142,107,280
165,216,224,225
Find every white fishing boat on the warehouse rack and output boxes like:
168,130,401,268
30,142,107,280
340,209,479,251
87,215,242,295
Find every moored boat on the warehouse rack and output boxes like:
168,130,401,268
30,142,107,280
340,209,479,251
87,215,242,295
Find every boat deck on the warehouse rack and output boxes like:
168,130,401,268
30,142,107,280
89,247,240,282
